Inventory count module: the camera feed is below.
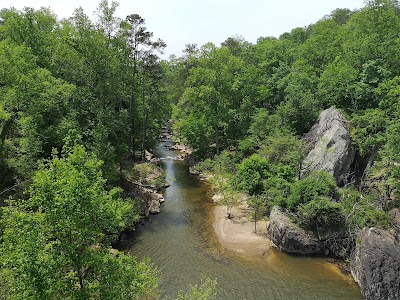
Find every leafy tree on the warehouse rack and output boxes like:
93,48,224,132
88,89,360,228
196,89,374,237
325,8,354,25
173,44,245,156
263,176,292,208
287,171,336,210
351,108,389,156
0,145,158,299
248,195,268,233
122,13,165,157
297,197,345,235
318,56,359,109
276,61,319,134
213,175,240,218
340,187,391,230
232,154,270,195
299,19,341,75
221,35,251,57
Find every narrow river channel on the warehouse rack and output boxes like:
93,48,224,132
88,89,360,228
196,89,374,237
118,140,362,299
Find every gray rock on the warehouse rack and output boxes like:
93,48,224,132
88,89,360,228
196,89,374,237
268,206,322,254
301,107,355,185
351,228,400,300
149,199,161,214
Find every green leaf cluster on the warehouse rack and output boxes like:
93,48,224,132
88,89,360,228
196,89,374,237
232,154,270,195
0,145,158,299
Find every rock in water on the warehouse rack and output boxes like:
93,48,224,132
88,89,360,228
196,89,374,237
149,199,161,214
268,206,322,254
351,228,400,300
301,107,355,185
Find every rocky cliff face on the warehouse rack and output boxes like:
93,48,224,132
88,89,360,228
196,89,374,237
351,228,400,300
301,107,355,185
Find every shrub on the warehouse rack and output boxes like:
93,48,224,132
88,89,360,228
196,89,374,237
339,187,391,230
232,154,270,195
263,176,293,208
297,197,345,233
287,170,336,210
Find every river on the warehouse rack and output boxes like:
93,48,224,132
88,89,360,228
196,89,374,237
118,140,362,299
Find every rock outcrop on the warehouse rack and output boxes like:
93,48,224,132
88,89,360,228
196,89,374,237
141,188,164,215
268,206,348,256
268,206,322,254
301,107,355,185
351,228,400,300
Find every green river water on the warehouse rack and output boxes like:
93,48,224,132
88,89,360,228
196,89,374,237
118,141,362,299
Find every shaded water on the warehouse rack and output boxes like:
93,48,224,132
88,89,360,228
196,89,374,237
119,141,362,299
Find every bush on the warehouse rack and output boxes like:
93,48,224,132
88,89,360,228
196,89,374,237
272,163,297,182
232,154,270,195
297,197,345,233
339,187,391,230
263,176,293,208
287,171,336,210
237,137,256,158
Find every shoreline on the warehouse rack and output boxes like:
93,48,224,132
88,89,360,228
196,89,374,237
212,204,272,256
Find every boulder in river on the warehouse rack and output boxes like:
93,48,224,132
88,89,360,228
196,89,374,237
301,107,355,185
149,199,161,214
350,227,400,300
146,190,164,214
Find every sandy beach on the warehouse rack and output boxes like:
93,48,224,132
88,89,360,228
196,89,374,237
212,205,272,256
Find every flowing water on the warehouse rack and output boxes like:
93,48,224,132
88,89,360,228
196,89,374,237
119,141,362,299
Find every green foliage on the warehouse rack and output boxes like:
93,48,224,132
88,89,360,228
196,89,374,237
232,154,270,195
352,108,389,155
0,4,170,189
276,62,320,134
287,171,336,210
129,162,166,188
263,177,293,208
340,187,392,229
297,197,345,233
259,133,303,176
318,56,358,108
172,44,245,157
0,145,157,299
247,195,269,232
176,277,217,300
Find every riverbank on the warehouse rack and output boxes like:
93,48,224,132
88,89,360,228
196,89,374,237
212,204,272,256
123,140,363,299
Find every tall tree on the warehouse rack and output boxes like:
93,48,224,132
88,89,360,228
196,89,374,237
1,145,158,299
122,14,165,158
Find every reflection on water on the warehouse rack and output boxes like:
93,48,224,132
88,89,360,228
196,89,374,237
119,141,362,300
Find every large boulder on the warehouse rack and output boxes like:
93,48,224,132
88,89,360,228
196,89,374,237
149,199,161,214
351,228,400,300
301,107,355,185
268,206,322,254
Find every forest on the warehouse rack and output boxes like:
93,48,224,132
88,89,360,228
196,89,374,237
0,0,399,299
171,0,399,237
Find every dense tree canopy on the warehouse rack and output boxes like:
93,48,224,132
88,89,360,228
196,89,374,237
171,0,399,238
1,145,158,299
1,0,400,297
